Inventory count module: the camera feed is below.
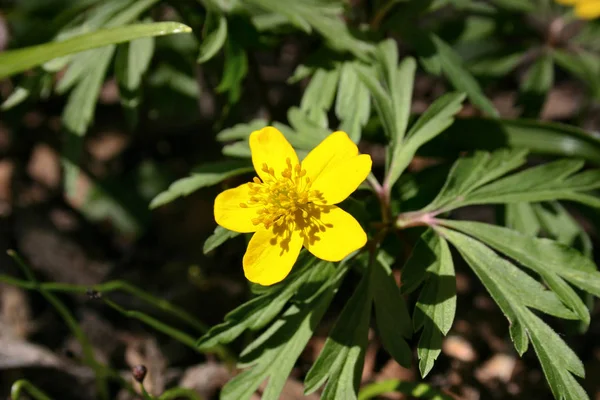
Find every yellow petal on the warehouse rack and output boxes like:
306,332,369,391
249,126,299,182
310,154,372,205
303,206,367,261
576,2,600,18
214,183,259,233
301,131,359,183
243,226,303,285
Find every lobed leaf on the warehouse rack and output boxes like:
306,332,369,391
425,149,528,211
219,260,348,400
197,254,333,350
439,219,599,323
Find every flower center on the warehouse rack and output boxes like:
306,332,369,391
240,158,325,230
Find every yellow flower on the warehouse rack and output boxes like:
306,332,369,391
214,127,372,286
556,0,600,19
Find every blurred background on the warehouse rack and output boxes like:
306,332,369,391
1,0,600,399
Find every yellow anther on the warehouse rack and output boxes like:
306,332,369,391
240,203,248,208
253,177,261,184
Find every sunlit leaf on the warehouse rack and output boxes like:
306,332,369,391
0,22,191,79
149,160,254,209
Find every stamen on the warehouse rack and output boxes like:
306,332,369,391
241,159,328,233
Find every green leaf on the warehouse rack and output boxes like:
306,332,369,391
439,219,598,324
203,226,241,254
219,260,347,400
430,34,498,117
372,255,412,367
411,233,456,377
505,202,541,236
216,37,248,103
438,226,585,372
427,117,600,165
300,67,340,125
524,308,589,400
358,379,454,400
216,119,269,141
468,51,525,77
429,154,600,211
242,0,313,33
400,229,440,295
533,202,592,253
552,48,600,99
305,268,372,400
115,33,155,125
149,160,254,209
197,13,228,63
198,255,336,350
62,45,115,196
385,92,465,189
392,57,417,143
285,108,330,146
353,63,396,139
336,62,371,143
518,53,554,118
0,22,191,79
425,149,528,211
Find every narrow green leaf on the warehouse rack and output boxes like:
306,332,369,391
336,63,371,143
300,67,340,123
220,261,347,400
285,108,331,147
372,255,412,367
203,226,241,254
115,33,155,125
386,92,465,189
197,255,333,350
354,63,396,140
435,227,589,400
525,308,589,400
392,57,417,142
216,38,248,103
216,119,269,141
0,22,191,79
358,379,454,400
400,229,440,295
439,219,598,323
505,202,541,236
413,234,456,377
430,34,498,117
242,0,312,32
533,202,592,253
62,45,115,196
518,53,554,117
429,117,600,165
433,157,600,211
425,149,528,211
552,48,600,99
305,270,372,400
197,13,228,63
149,160,254,209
